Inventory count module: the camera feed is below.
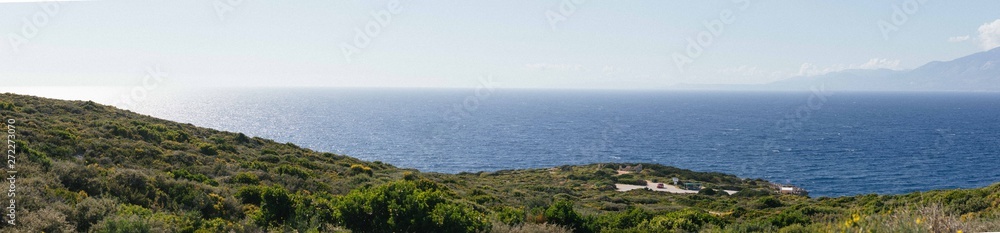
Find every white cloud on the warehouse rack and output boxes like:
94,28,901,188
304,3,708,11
948,35,970,42
978,19,1000,50
797,63,836,77
857,58,901,69
712,65,791,84
717,65,766,77
797,58,901,77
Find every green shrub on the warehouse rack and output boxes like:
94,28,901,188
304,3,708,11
92,215,151,233
777,224,810,233
586,206,653,231
103,170,158,207
0,101,17,111
169,169,218,186
257,185,294,226
240,161,269,170
20,207,75,233
57,162,100,194
275,164,312,179
768,210,810,228
543,200,583,230
235,133,251,143
258,154,281,163
117,204,153,217
493,206,525,225
349,164,373,176
403,171,418,181
197,143,218,155
156,179,216,216
24,145,54,169
236,186,266,205
73,198,120,232
161,129,190,142
754,196,783,209
490,223,572,233
229,172,260,185
617,178,646,186
636,208,724,232
698,188,718,195
334,179,487,233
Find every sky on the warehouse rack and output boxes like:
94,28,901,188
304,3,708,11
0,0,999,90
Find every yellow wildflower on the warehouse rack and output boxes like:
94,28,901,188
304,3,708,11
915,217,922,224
957,230,963,233
852,213,860,222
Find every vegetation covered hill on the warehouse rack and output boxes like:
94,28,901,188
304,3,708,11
0,93,998,232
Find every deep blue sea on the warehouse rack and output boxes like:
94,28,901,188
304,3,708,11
127,88,1000,197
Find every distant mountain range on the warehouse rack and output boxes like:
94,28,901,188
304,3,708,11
697,47,1000,91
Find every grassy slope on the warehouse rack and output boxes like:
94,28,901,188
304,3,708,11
0,93,998,232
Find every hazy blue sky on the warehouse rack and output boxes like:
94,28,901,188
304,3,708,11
1,0,999,89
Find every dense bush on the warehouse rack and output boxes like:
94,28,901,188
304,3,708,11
636,208,725,232
0,101,17,111
755,196,784,209
229,172,260,185
198,143,218,155
543,200,583,230
169,169,219,186
698,188,719,195
18,207,75,233
333,179,488,233
235,185,266,205
92,215,151,233
493,206,526,225
584,206,653,232
275,164,313,179
768,209,811,228
349,164,374,176
490,222,573,233
257,185,294,226
72,198,119,232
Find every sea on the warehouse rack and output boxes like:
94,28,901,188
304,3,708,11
24,87,1000,197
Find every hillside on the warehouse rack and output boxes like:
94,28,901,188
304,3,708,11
768,47,1000,91
0,93,998,232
